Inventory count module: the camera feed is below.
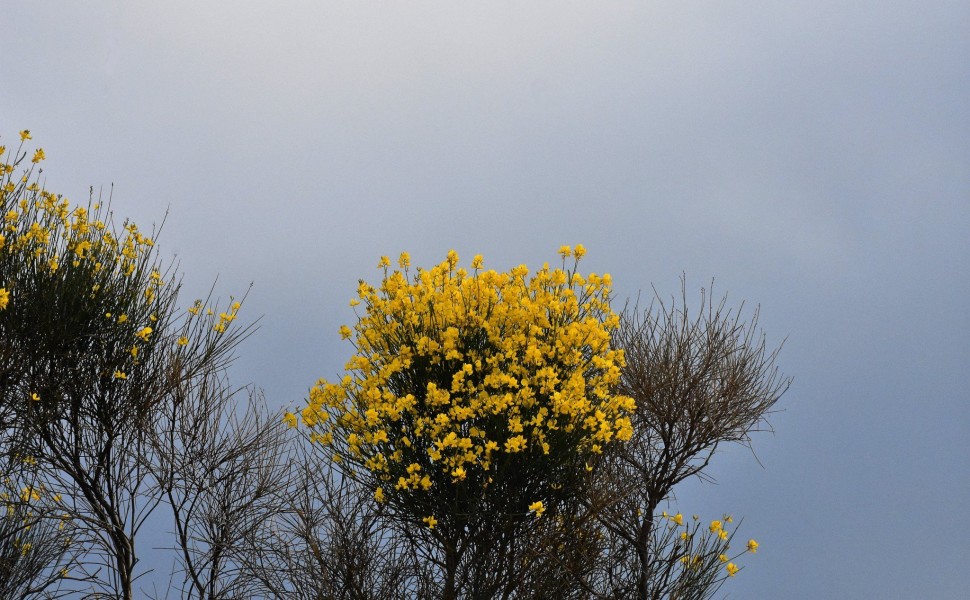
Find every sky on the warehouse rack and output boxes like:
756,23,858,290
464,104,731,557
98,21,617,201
2,1,968,597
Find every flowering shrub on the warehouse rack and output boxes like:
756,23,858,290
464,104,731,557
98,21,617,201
292,248,634,539
0,130,247,598
0,132,242,431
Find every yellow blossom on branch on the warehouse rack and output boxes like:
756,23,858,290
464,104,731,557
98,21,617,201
20,486,41,502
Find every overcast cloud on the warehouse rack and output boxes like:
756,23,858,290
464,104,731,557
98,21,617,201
2,1,968,597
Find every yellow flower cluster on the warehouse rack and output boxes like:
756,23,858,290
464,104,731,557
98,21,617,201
20,485,41,502
294,249,634,505
0,142,161,304
0,130,236,375
212,301,241,333
663,511,758,578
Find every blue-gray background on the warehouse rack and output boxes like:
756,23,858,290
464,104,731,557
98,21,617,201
2,2,968,597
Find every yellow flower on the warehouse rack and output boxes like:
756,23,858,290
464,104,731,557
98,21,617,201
374,487,386,503
719,553,729,563
283,412,298,428
471,254,484,269
177,336,189,346
557,245,572,258
19,130,31,141
726,562,739,577
30,392,40,402
0,288,9,310
423,515,437,530
130,345,138,359
672,512,684,526
504,435,527,453
747,539,758,553
113,370,127,380
398,252,411,268
135,326,152,341
709,520,722,533
378,255,391,268
32,148,45,163
339,325,353,340
117,314,128,323
573,244,587,259
528,500,545,518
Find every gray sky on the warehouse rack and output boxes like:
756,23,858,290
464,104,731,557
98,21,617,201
3,1,968,597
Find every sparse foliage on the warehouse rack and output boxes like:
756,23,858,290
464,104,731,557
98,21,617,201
155,373,290,600
570,279,790,599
